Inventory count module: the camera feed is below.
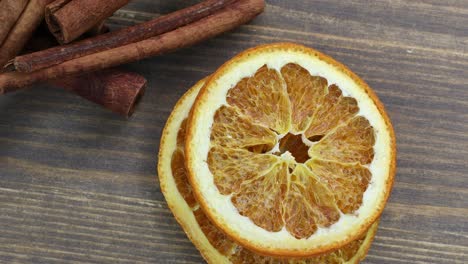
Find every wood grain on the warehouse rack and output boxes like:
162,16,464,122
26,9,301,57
0,0,467,263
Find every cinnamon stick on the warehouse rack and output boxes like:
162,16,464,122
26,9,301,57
45,0,129,44
11,0,237,73
24,29,146,117
52,70,147,117
0,0,29,45
0,0,54,67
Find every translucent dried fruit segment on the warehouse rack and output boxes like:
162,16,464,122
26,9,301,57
171,116,198,208
305,84,359,139
232,162,288,232
307,159,371,214
211,105,277,150
208,146,280,195
176,118,188,147
309,116,375,164
281,63,328,133
171,147,197,208
227,65,291,134
283,165,340,238
194,209,236,256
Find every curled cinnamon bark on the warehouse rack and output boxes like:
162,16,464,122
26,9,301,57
0,0,54,67
0,0,29,45
52,70,147,117
46,0,130,44
23,26,147,117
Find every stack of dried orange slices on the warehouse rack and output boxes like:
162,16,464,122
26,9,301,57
158,43,396,263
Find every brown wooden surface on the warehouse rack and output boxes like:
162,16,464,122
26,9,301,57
1,0,467,263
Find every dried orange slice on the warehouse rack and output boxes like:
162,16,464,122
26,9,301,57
158,78,379,263
185,43,395,257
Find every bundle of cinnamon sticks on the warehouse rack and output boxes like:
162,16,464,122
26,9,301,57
0,0,265,117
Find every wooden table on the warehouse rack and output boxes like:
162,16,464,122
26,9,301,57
1,0,467,263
